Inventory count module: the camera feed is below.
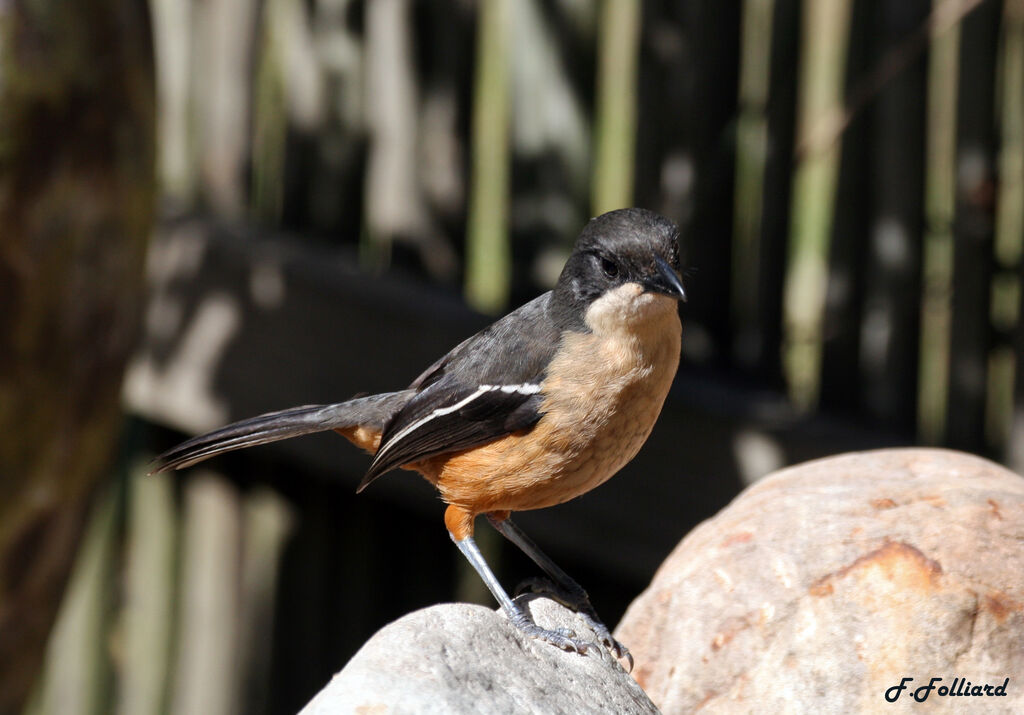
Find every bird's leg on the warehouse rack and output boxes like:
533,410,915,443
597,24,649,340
449,531,599,656
486,515,588,605
485,514,632,667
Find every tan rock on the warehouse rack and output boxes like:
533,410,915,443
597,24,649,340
615,448,1024,713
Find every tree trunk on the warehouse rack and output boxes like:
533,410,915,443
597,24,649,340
0,0,155,710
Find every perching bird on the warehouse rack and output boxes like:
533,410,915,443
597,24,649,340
152,207,686,664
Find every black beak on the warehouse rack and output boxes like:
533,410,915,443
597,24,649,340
644,255,687,302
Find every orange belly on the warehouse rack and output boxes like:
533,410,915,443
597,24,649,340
339,289,682,541
431,294,681,539
428,387,670,541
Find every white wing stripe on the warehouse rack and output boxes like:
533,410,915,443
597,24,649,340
481,383,542,395
373,383,542,463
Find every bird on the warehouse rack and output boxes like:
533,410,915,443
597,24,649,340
152,207,687,665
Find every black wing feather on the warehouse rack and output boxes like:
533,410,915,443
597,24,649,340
358,388,542,488
357,292,568,490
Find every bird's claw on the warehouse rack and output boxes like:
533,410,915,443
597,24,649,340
513,577,632,669
513,616,599,655
573,608,633,671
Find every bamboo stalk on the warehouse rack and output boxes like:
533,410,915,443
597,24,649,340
917,3,961,444
465,0,513,314
362,0,421,269
251,0,287,224
117,466,177,715
194,0,259,217
591,0,642,214
171,474,242,715
29,485,121,715
732,0,775,368
151,0,196,202
989,0,1024,453
782,0,853,410
237,489,294,715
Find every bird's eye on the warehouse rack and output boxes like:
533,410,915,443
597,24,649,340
600,257,619,279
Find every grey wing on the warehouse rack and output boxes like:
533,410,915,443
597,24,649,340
357,293,562,490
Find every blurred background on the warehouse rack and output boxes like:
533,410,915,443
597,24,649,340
1,0,1021,712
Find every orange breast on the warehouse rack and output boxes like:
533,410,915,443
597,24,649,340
430,290,681,539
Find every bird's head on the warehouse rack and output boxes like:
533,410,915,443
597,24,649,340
553,208,686,331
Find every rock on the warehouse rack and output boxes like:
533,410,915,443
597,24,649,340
615,448,1024,713
300,596,658,714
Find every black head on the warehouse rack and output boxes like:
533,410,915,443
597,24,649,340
552,208,686,318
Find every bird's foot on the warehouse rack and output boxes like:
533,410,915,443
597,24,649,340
508,611,600,656
514,577,633,670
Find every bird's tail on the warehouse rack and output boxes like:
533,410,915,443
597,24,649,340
150,390,414,473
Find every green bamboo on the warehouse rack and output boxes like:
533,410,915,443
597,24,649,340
465,0,512,314
237,489,294,715
732,0,775,367
591,0,641,214
782,0,853,410
917,4,961,444
986,344,1016,449
994,1,1024,270
28,485,121,715
117,466,177,715
986,0,1024,450
251,0,288,224
170,474,242,715
361,0,422,272
151,0,196,202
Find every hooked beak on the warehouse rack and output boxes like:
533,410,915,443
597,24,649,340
644,255,687,302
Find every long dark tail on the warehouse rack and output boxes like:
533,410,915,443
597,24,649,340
151,390,414,473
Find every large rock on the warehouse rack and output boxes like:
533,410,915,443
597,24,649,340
301,596,657,714
615,448,1024,713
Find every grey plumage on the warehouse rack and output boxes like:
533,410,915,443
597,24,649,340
360,292,562,488
152,391,414,472
152,208,684,490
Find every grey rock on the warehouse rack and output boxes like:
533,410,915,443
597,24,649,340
300,595,658,714
616,448,1024,714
